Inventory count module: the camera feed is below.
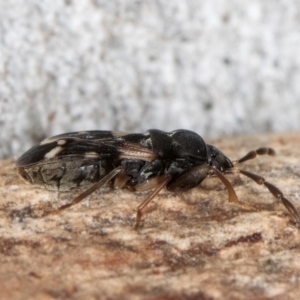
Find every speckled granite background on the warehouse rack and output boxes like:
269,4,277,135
1,1,300,158
1,133,300,299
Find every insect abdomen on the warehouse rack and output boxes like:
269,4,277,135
18,159,111,192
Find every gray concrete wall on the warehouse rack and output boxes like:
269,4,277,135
1,0,300,158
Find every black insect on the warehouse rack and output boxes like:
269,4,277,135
16,129,300,227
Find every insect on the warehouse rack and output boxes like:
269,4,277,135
16,129,300,227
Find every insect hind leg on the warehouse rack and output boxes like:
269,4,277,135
240,169,300,221
44,166,124,216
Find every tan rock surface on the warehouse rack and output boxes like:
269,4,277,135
1,133,300,300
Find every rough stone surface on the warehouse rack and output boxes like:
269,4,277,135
1,133,300,299
1,1,300,158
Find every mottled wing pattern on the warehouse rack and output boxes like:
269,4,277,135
16,131,157,168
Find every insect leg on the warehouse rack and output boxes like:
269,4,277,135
135,174,172,229
240,169,300,221
45,166,123,216
208,167,258,211
166,165,208,192
235,147,275,164
113,170,130,189
132,177,168,192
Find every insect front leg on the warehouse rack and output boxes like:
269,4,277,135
166,165,256,212
207,167,258,212
166,165,209,192
167,165,258,214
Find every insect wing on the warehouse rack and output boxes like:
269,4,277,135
16,131,157,167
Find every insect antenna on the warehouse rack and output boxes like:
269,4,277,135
239,169,300,221
234,147,275,164
44,166,124,216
